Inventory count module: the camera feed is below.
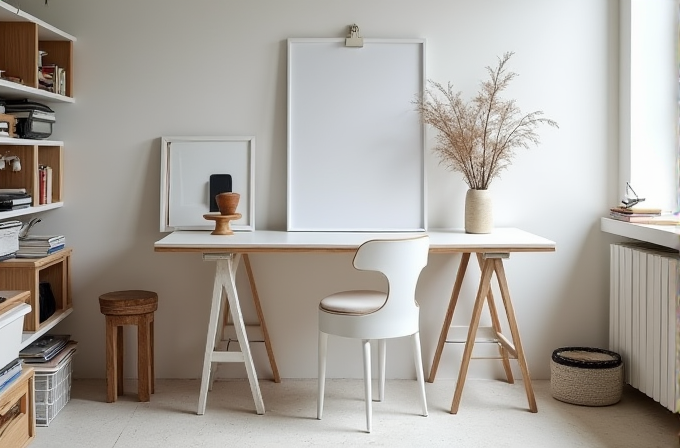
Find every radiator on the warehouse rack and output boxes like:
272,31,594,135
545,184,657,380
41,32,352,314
609,243,680,412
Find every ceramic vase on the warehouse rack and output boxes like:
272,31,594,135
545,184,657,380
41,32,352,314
464,189,493,234
215,192,240,215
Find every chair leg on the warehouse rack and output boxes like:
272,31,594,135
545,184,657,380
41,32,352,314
412,332,428,417
317,331,328,420
362,339,372,433
378,339,386,402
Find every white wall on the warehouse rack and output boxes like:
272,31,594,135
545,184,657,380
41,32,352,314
16,0,619,381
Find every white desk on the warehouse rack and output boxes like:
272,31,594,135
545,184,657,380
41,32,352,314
154,228,555,415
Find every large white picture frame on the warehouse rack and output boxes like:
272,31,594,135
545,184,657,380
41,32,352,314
287,38,426,232
160,136,255,232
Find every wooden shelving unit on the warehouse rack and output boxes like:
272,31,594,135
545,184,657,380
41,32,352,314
0,249,71,331
0,6,76,353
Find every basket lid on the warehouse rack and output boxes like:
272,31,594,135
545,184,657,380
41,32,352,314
552,347,622,369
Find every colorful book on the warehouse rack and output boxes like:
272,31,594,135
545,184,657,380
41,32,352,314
609,211,680,225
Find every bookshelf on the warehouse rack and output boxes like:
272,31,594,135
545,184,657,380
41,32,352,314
0,6,75,347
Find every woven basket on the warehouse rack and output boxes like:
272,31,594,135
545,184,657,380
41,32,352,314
550,347,623,406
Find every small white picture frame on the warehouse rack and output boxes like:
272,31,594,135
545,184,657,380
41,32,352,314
160,136,255,232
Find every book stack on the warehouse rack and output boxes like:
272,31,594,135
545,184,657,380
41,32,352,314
609,206,680,225
39,64,66,96
19,334,70,363
17,234,64,258
0,189,31,211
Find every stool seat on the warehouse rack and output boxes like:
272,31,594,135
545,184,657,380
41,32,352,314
99,290,158,315
99,290,158,403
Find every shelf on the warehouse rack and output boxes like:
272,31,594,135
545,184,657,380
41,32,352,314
0,136,64,146
0,78,74,103
600,217,680,251
20,307,72,349
0,203,63,220
0,4,75,101
0,2,76,41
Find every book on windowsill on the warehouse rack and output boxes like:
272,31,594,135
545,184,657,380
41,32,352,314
610,206,663,215
609,211,680,225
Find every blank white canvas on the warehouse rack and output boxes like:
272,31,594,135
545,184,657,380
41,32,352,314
287,38,426,231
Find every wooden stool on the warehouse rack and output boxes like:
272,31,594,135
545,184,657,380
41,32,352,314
99,290,158,403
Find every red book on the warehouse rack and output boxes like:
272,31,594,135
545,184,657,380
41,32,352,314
38,166,47,205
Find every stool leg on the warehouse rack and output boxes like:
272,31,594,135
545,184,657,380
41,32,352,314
117,325,124,396
138,315,151,402
150,317,155,394
105,317,117,403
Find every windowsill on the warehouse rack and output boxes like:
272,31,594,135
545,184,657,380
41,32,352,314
600,217,680,251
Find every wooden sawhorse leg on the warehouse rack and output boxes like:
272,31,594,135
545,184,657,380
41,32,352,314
428,253,512,384
208,254,281,388
197,253,265,415
243,254,280,383
428,252,536,414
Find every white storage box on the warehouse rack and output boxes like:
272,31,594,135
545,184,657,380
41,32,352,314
0,302,30,370
0,220,21,257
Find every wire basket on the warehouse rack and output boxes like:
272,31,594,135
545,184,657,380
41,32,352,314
34,352,74,426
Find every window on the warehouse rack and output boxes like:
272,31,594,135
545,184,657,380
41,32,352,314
619,0,679,212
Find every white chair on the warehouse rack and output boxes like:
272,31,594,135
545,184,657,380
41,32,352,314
317,235,430,433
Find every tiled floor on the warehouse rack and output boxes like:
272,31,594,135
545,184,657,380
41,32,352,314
32,378,680,447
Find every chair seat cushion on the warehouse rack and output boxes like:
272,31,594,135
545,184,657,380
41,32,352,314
319,290,386,316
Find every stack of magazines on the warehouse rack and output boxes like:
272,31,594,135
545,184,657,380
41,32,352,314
17,234,65,258
19,334,70,363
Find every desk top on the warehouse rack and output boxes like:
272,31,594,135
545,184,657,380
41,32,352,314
154,228,556,254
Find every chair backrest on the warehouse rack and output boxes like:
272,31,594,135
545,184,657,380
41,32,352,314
353,235,430,319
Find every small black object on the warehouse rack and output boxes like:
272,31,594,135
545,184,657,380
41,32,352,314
0,296,5,303
621,181,645,209
209,174,232,212
38,281,56,323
